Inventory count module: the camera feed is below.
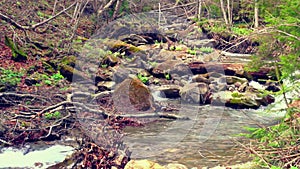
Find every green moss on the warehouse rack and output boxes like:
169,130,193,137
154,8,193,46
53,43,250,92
61,55,76,67
232,91,244,98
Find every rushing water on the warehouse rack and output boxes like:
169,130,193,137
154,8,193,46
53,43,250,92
123,101,283,168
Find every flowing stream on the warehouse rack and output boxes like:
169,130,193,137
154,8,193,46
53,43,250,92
123,99,284,168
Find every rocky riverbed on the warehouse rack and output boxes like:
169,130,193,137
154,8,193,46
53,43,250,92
0,12,283,168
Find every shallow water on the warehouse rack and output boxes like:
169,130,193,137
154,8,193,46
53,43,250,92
123,103,282,168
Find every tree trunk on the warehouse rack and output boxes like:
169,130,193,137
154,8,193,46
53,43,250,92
197,0,202,20
254,0,259,28
226,0,232,25
220,0,228,25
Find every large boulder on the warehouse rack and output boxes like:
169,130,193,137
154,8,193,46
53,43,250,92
113,78,156,113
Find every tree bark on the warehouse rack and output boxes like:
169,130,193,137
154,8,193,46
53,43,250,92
254,0,259,28
226,0,232,25
197,0,202,20
220,0,228,25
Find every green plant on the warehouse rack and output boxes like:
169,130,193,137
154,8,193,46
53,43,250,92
44,111,62,120
51,72,64,81
175,46,183,51
231,26,252,36
231,91,243,98
44,79,52,85
59,86,69,91
199,47,214,53
137,73,149,84
0,68,23,86
34,72,64,86
187,49,197,55
101,64,108,68
164,72,171,80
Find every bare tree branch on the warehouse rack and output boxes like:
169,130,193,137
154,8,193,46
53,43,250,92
0,2,76,30
97,0,116,16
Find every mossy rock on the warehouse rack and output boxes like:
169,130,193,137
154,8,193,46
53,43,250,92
59,64,89,82
105,40,142,55
61,55,77,68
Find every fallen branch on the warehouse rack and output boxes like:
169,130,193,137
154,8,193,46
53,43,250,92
2,90,190,121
